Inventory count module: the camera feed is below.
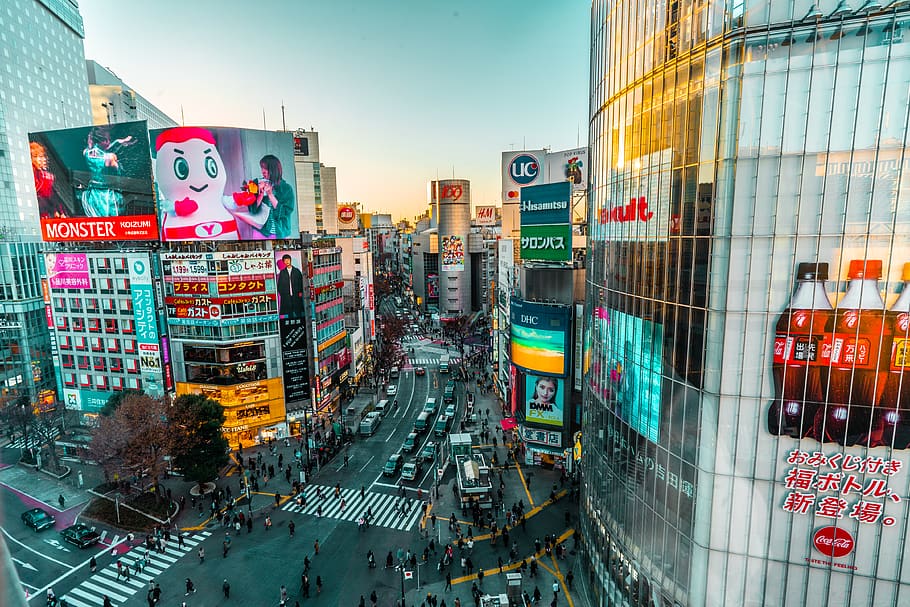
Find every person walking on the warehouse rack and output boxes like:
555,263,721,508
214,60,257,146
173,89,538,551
280,585,288,604
370,590,378,606
445,571,452,591
289,520,295,536
185,578,196,596
89,556,97,573
103,596,113,607
222,579,231,599
314,539,320,555
265,515,272,531
552,581,559,601
316,576,323,595
566,571,574,590
198,546,205,563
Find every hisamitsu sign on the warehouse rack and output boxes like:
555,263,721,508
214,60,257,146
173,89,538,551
520,182,572,262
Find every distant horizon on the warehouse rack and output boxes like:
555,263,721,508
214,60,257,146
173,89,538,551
78,0,590,222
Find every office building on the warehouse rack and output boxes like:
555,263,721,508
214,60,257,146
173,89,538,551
85,60,178,129
581,2,910,606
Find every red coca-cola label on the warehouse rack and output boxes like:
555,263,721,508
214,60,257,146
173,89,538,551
830,335,874,367
813,526,854,558
774,334,828,365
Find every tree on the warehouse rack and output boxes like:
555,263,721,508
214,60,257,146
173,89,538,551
31,401,68,474
89,394,173,494
168,393,228,491
100,389,143,417
374,315,408,383
1,394,33,454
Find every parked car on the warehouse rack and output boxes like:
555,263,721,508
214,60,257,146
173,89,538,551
415,366,426,376
418,441,437,463
60,523,100,548
386,384,398,397
383,454,404,477
401,459,422,481
401,432,419,453
21,508,55,532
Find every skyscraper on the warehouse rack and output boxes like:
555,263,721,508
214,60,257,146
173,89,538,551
0,0,91,402
581,2,910,606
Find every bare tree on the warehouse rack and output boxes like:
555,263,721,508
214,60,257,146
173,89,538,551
0,394,33,456
30,401,67,474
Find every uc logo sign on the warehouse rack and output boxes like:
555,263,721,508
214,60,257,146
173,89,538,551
508,154,540,185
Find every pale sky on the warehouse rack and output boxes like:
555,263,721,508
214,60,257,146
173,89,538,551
79,0,591,221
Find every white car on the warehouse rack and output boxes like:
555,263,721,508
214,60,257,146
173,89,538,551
386,384,398,397
445,404,455,418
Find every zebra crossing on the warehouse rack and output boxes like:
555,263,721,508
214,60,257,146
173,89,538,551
408,356,460,367
281,484,424,531
58,531,211,607
3,428,62,450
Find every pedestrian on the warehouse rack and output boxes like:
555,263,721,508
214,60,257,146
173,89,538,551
178,533,185,549
566,571,574,589
370,590,378,606
185,578,196,595
316,576,323,595
103,596,113,607
198,546,205,563
341,498,346,512
498,556,503,573
289,520,295,536
361,485,366,499
223,579,231,598
314,539,320,555
275,492,281,507
445,572,452,591
265,515,272,531
478,568,485,586
552,581,559,600
124,563,131,581
281,585,288,604
89,556,97,573
247,517,253,533
115,560,123,580
58,494,65,509
302,574,311,598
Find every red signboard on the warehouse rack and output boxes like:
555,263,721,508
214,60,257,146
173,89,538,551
165,294,275,306
174,304,221,319
369,284,375,310
41,216,159,241
173,282,210,295
216,279,266,295
813,526,855,558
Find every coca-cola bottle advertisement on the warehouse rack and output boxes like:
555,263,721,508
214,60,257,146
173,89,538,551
771,260,910,448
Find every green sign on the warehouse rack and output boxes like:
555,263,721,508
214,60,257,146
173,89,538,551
520,223,571,262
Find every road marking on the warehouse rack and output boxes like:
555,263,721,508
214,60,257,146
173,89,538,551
0,527,70,566
28,538,128,604
12,556,37,571
359,455,375,473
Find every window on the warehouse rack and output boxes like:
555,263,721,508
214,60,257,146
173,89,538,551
103,298,116,313
93,357,106,371
59,335,71,349
118,278,129,292
124,340,137,354
107,338,120,353
70,298,82,312
79,373,91,387
72,317,84,332
64,372,76,387
112,376,123,391
126,359,140,374
86,298,99,313
100,278,114,293
74,336,86,350
122,319,134,334
128,377,141,390
77,355,90,369
61,354,74,368
95,375,108,389
88,318,101,333
120,298,133,314
110,358,123,372
56,316,68,331
91,337,103,351
105,319,118,333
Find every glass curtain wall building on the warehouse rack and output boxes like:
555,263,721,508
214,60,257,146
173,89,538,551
582,1,910,606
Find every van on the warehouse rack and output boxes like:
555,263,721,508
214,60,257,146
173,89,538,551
374,399,390,417
423,397,438,415
444,382,456,404
439,354,450,374
434,414,450,437
359,412,382,437
414,411,431,434
390,366,400,379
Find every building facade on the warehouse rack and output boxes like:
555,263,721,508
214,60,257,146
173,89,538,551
85,60,178,129
0,0,92,404
433,180,471,318
582,1,910,606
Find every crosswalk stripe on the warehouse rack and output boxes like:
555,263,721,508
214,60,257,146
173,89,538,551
81,581,127,603
282,484,422,530
62,593,96,607
69,587,103,605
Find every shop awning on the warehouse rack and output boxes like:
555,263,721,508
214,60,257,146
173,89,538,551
500,417,518,431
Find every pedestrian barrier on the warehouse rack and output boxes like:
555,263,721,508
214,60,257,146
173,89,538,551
56,530,212,607
281,484,424,531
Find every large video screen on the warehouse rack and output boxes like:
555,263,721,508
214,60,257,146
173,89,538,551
510,297,570,376
29,121,158,241
150,127,298,241
275,251,305,319
603,308,664,443
524,374,565,428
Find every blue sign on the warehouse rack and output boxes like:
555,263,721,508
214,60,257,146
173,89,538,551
520,182,572,226
509,154,541,185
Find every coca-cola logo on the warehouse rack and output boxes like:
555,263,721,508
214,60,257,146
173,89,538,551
793,310,809,329
898,312,910,333
842,310,859,330
813,526,854,558
337,205,356,224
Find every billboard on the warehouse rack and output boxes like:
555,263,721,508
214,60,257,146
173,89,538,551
592,148,672,243
510,298,570,376
337,203,358,229
545,147,588,191
441,235,464,272
475,205,496,226
275,251,305,319
427,274,439,299
128,253,163,397
603,309,663,443
280,318,310,403
29,121,158,241
62,388,112,414
45,253,90,289
525,374,565,428
502,150,546,202
150,126,298,241
520,182,572,263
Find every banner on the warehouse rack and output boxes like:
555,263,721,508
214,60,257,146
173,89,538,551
128,254,163,396
441,235,464,272
545,147,588,191
476,206,496,226
520,182,572,263
510,298,570,376
524,374,565,428
502,150,546,203
280,319,310,403
275,251,305,319
45,253,90,289
337,204,359,229
29,121,158,241
150,127,298,241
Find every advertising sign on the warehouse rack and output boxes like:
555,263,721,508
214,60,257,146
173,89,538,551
574,304,584,392
280,318,310,403
510,298,570,376
591,148,671,242
502,150,546,202
62,388,112,414
29,121,158,241
128,254,163,396
524,374,565,428
441,235,464,272
149,126,298,241
275,251,305,319
427,274,439,299
545,147,588,191
602,309,663,443
475,205,496,226
337,204,359,229
520,182,572,263
45,253,90,289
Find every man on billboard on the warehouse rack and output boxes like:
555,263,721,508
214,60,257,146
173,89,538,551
277,254,304,318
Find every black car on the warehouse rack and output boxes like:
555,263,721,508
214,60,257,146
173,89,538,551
60,523,101,548
21,508,55,532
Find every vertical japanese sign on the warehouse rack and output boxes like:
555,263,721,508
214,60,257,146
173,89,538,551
128,254,163,396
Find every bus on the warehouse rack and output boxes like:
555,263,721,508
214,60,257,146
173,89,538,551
439,354,450,374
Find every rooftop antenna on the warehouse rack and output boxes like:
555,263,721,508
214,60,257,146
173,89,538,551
262,109,267,130
523,136,526,149
281,101,287,132
180,105,185,126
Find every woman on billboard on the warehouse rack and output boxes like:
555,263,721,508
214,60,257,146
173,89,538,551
529,376,558,412
80,126,136,217
235,155,295,239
